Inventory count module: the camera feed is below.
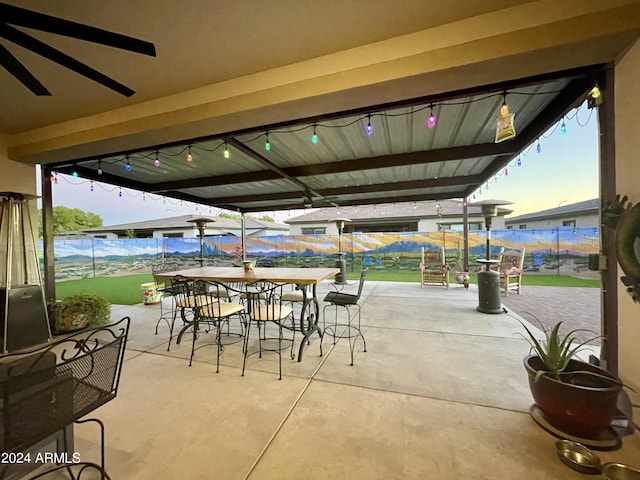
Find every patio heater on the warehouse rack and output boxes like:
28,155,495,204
187,216,216,267
1,192,52,353
470,199,511,314
330,217,351,284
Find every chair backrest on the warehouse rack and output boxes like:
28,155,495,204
421,246,445,269
499,248,525,271
0,317,130,453
195,280,244,317
354,268,369,300
244,280,286,320
169,275,194,302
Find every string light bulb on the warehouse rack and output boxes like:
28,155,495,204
97,160,103,175
311,124,318,144
428,104,436,128
223,141,230,159
536,139,541,154
560,117,567,134
505,168,509,176
187,145,193,162
366,115,373,136
517,156,522,167
590,86,601,99
72,170,78,178
500,92,509,116
265,133,271,151
90,181,94,192
118,187,122,197
125,156,131,172
154,151,160,167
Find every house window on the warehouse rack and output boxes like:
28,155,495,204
93,235,107,239
301,227,326,234
506,225,513,230
519,224,527,229
163,233,184,238
562,220,576,227
437,222,482,231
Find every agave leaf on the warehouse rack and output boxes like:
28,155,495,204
517,322,549,362
566,334,604,360
516,317,606,380
557,370,636,392
534,369,547,383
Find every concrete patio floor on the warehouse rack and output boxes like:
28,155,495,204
42,281,640,479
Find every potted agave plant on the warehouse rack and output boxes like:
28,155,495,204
518,318,624,439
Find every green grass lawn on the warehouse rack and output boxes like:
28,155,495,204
55,271,600,305
55,274,155,305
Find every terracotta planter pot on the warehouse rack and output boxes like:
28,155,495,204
242,260,256,273
524,355,622,439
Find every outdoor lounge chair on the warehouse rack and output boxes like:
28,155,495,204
419,246,450,288
497,248,525,296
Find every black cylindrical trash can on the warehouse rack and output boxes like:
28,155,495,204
334,254,347,284
477,269,504,314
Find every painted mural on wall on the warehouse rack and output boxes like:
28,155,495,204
47,226,600,280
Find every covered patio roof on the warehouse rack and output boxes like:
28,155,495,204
49,71,594,213
3,2,639,215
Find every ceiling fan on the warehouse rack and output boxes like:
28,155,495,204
0,2,156,97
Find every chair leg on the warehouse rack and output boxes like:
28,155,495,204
288,314,296,360
216,319,222,374
345,305,366,366
358,306,367,353
278,321,283,380
189,318,198,367
242,319,251,376
167,307,179,351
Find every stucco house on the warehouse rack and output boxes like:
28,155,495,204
505,198,599,229
286,199,511,236
83,214,289,240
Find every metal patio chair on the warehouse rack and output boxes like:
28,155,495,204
0,317,130,480
322,268,369,365
241,280,296,380
179,280,245,371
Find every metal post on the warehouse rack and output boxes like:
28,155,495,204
198,225,205,267
241,213,247,261
187,216,216,267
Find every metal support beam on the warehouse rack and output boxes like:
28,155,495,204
41,165,56,302
598,65,618,375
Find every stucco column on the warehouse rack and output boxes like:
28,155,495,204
614,38,640,401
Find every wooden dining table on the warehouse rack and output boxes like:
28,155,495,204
155,266,340,362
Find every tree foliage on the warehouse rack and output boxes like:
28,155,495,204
38,206,103,237
218,212,274,222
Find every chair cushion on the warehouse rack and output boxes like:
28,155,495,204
323,291,358,305
199,301,244,318
241,291,267,300
250,305,293,321
281,290,305,302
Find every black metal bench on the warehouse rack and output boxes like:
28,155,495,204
0,317,130,480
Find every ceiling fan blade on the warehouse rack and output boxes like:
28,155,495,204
0,42,50,95
0,23,135,97
0,2,156,57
